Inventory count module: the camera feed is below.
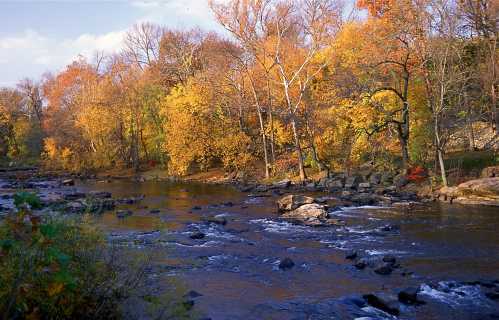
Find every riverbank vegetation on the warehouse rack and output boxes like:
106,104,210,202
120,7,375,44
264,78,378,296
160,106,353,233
0,192,148,319
0,0,497,187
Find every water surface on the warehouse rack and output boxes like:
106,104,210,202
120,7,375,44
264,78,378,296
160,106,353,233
78,180,499,320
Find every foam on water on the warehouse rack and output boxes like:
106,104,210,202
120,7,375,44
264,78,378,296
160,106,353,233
365,249,408,256
249,218,315,234
171,240,221,248
419,281,487,307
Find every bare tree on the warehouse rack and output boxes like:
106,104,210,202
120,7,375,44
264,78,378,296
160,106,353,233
124,22,163,70
17,78,43,125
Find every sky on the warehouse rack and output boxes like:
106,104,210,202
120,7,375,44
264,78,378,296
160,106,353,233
0,0,227,87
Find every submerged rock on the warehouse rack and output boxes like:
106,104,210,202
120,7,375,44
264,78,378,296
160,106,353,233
117,195,145,204
382,255,396,264
64,192,86,201
88,190,112,199
374,264,393,275
363,293,400,316
203,216,227,226
190,231,206,240
278,257,295,270
116,210,133,218
183,290,203,299
398,287,425,305
355,259,367,270
345,250,358,260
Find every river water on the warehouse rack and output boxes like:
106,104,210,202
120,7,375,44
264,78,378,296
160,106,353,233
64,180,499,319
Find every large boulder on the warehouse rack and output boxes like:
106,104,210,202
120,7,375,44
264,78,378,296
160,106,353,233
281,203,329,222
345,176,363,189
273,179,292,189
481,166,499,178
326,179,344,191
439,177,499,206
277,195,315,212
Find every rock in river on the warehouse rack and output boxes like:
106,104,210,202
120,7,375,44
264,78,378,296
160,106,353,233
61,179,75,186
190,231,206,240
398,287,425,305
278,257,295,270
203,216,227,226
363,293,400,316
281,203,328,223
277,195,315,212
374,264,393,275
116,210,133,218
345,250,358,260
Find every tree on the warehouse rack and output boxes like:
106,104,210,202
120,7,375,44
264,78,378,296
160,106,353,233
124,23,163,70
211,0,343,180
458,0,498,133
355,0,427,170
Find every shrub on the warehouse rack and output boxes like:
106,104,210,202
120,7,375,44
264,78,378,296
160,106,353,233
0,192,145,319
407,166,427,183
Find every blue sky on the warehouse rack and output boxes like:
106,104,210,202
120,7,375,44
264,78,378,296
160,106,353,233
0,0,226,87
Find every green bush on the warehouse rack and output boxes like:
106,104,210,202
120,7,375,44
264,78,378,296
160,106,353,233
0,192,145,319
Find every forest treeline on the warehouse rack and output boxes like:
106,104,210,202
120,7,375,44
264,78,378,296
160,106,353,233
0,0,497,186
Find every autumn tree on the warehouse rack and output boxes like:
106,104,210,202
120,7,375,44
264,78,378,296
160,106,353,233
211,0,343,180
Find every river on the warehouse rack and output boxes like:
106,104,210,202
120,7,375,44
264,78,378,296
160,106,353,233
72,179,499,320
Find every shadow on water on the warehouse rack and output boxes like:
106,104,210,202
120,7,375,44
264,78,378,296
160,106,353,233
78,179,499,320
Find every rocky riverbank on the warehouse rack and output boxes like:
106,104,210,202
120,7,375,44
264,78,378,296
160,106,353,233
437,166,499,206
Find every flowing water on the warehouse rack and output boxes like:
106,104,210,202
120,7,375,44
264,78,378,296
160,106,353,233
73,180,499,320
5,178,499,319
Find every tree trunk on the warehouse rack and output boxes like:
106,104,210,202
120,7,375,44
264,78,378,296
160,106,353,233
267,78,276,166
467,117,476,151
257,107,270,179
489,38,498,133
434,116,448,187
400,74,410,172
291,116,306,181
249,76,270,179
397,122,410,172
437,147,448,187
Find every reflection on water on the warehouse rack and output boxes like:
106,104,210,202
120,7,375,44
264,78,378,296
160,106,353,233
78,179,499,319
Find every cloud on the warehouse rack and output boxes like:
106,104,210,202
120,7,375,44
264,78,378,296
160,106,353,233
0,29,126,86
133,0,227,32
0,0,231,87
131,1,163,8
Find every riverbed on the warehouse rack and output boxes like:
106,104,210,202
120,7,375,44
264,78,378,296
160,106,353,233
74,179,499,320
